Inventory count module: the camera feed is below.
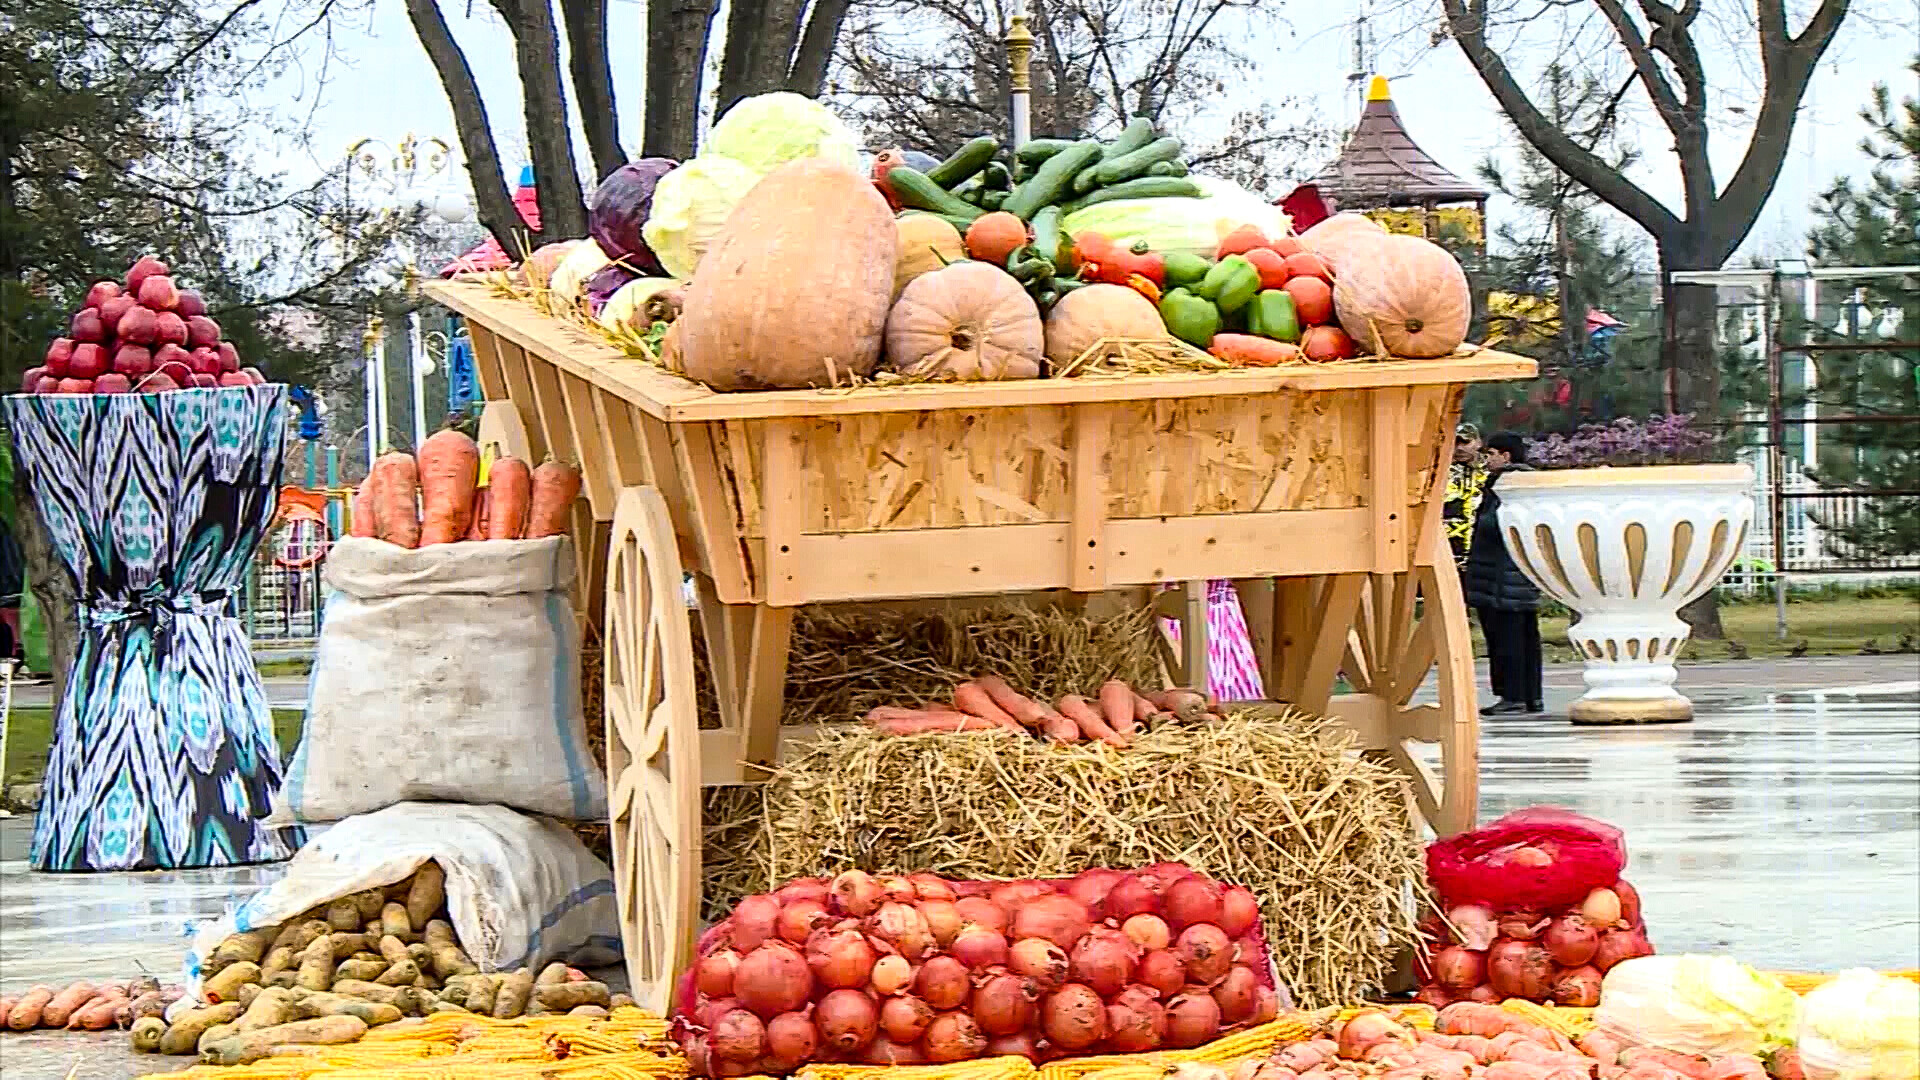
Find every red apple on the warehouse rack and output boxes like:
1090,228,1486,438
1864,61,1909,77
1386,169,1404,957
155,356,193,385
45,337,74,376
154,311,189,348
189,347,222,377
118,306,159,345
69,344,109,380
215,342,240,373
85,281,123,310
186,315,221,348
21,366,48,393
56,377,94,394
241,367,267,385
125,256,169,296
137,373,180,393
99,295,138,335
94,373,132,394
113,344,153,376
71,308,105,343
138,274,180,311
176,290,207,317
34,376,60,394
189,373,218,389
217,371,253,388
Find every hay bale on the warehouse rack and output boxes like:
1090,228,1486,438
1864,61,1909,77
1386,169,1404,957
700,711,1423,1009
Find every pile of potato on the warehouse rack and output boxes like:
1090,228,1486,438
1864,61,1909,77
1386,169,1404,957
144,862,632,1065
3,977,184,1032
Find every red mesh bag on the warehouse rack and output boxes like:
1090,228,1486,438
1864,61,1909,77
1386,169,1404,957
1426,806,1627,911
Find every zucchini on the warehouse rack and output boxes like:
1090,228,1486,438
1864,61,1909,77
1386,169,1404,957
1030,206,1064,267
1003,140,1102,220
1101,117,1157,161
981,161,1014,190
1071,164,1104,195
1092,136,1184,186
928,136,1000,188
1148,160,1189,177
888,166,985,222
1015,138,1076,164
1058,176,1202,216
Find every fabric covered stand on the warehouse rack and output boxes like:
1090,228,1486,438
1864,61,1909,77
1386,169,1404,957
3,386,304,871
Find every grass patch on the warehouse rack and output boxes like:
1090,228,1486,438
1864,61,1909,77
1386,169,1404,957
5,708,305,789
255,658,313,678
1473,596,1920,662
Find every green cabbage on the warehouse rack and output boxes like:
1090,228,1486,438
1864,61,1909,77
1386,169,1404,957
1596,955,1802,1057
1061,177,1292,258
642,155,764,281
705,92,862,176
1798,970,1920,1080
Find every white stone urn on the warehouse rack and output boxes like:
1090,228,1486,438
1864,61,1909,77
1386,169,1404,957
1494,464,1754,724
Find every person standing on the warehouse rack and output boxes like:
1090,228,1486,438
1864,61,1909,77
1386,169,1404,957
1444,424,1485,570
1464,432,1542,715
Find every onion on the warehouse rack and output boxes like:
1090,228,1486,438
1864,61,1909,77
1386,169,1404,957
698,995,742,1029
805,928,876,990
1497,911,1549,941
1012,894,1092,950
764,1012,819,1070
1418,911,1454,948
1009,937,1071,990
915,955,970,1009
1123,914,1171,951
1175,923,1234,985
1068,927,1138,998
817,988,878,1053
685,1034,712,1077
1164,877,1225,931
1139,949,1187,997
908,873,956,902
1580,887,1623,928
1218,887,1260,938
991,881,1055,908
954,897,1009,935
1042,983,1108,1051
870,953,913,996
1067,869,1123,911
735,941,813,1018
973,972,1041,1035
1251,985,1279,1025
1430,945,1485,990
1104,876,1160,922
922,1012,987,1063
918,900,963,946
775,879,830,906
1446,904,1499,951
712,1055,756,1078
878,875,917,903
950,924,1010,970
1414,985,1455,1009
860,1037,925,1065
984,1032,1041,1061
1211,965,1258,1023
1505,845,1554,867
831,870,884,917
1336,1010,1408,1060
1141,862,1196,888
1593,926,1654,972
1464,984,1500,1003
1106,1000,1163,1052
1544,914,1599,967
1614,879,1642,927
871,901,934,959
878,993,933,1043
1552,965,1603,1007
778,899,830,944
696,949,740,998
710,1009,766,1063
1486,939,1554,1000
1164,992,1222,1048
731,895,782,952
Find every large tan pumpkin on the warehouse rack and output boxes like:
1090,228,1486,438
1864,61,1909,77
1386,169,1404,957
1043,284,1167,368
1332,233,1471,358
1300,211,1388,275
676,159,897,390
894,214,965,300
885,261,1043,381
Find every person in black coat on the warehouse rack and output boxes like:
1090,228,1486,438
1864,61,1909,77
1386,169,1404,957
1463,431,1542,715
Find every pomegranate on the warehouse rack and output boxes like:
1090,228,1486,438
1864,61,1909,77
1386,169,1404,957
1009,937,1070,990
763,1012,819,1070
1011,894,1091,950
709,1009,766,1064
869,953,912,995
1068,927,1137,998
1218,886,1260,938
922,1013,987,1063
816,988,878,1054
804,927,875,990
1103,876,1159,921
953,897,1007,935
949,924,1009,970
695,949,740,997
1138,949,1186,997
915,955,969,1010
1211,964,1259,1023
1163,877,1224,930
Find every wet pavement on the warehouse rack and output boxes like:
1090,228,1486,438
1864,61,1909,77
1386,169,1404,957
0,655,1915,1077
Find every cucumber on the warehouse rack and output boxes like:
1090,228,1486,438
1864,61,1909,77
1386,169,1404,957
981,161,1014,190
1071,164,1104,195
1101,117,1157,161
1093,136,1184,186
1013,160,1036,184
1148,160,1189,178
1058,177,1203,216
1015,138,1076,164
982,190,1008,211
1003,140,1103,221
887,166,985,222
1030,206,1064,267
928,136,1000,188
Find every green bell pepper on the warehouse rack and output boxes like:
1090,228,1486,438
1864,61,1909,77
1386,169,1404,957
1248,290,1300,343
1162,252,1213,289
1196,255,1261,313
1006,247,1055,285
1158,288,1220,348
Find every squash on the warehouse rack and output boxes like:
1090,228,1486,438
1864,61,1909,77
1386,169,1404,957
676,159,898,390
894,214,965,300
885,261,1043,381
964,211,1030,265
1299,211,1387,275
1042,284,1166,368
1332,233,1470,358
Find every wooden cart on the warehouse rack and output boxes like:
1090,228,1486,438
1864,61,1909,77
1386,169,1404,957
425,279,1536,1012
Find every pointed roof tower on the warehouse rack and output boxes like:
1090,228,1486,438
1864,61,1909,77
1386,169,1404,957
1310,76,1488,207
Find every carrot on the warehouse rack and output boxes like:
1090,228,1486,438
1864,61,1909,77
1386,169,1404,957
371,452,421,549
1208,334,1304,368
1147,687,1209,722
416,429,480,545
1128,687,1158,723
8,985,54,1030
1057,694,1127,746
349,475,379,539
1039,708,1081,743
1098,680,1139,736
866,707,1001,735
466,490,489,541
526,460,582,538
972,676,1052,729
40,981,97,1028
485,457,532,539
952,682,1024,731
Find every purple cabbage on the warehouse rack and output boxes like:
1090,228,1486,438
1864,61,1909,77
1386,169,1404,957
585,264,640,317
587,157,677,275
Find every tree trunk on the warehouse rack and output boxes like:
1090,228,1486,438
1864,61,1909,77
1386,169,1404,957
495,0,589,241
15,502,75,710
1659,242,1729,640
406,0,525,251
643,0,719,160
559,0,623,182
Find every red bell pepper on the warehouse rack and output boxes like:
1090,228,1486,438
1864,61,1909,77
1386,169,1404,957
1073,232,1167,286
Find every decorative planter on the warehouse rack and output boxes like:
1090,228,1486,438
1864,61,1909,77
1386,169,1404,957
3,387,305,870
1494,464,1754,725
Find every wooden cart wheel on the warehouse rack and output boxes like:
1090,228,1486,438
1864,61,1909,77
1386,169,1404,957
476,400,534,462
604,485,702,1015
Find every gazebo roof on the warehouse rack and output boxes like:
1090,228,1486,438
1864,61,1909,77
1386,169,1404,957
1310,76,1488,207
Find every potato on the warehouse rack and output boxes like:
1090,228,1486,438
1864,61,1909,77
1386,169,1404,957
236,987,297,1032
270,921,307,950
7,985,54,1030
380,902,413,941
131,1015,168,1052
535,963,570,987
493,968,533,1019
375,960,419,987
431,1001,471,1014
327,980,404,1007
260,945,296,979
289,990,402,1026
437,982,469,1008
203,961,261,1004
123,991,168,1025
569,1005,609,1018
407,942,435,969
610,993,635,1010
350,951,384,964
158,1002,243,1055
353,889,387,921
295,937,335,993
265,971,298,990
532,982,611,1011
414,972,442,991
427,941,478,980
464,975,500,1016
236,984,262,1011
326,899,362,932
404,863,446,931
423,920,456,947
41,981,99,1028
198,1020,239,1053
397,987,437,1017
335,959,388,983
328,934,371,961
199,1016,369,1066
210,928,275,971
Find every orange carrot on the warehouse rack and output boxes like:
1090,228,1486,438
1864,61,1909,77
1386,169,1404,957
350,475,379,539
525,461,581,539
973,676,1052,729
467,489,490,541
1208,334,1303,368
952,682,1024,731
1098,680,1139,736
1057,694,1126,747
371,452,421,549
8,986,53,1030
866,707,1001,735
70,994,124,1031
486,457,532,540
1128,688,1158,723
40,982,96,1028
417,429,480,545
1147,687,1209,723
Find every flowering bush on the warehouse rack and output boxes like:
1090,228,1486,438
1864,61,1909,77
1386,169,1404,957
1529,414,1723,469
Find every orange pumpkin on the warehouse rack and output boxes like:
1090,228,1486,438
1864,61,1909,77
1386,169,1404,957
1332,233,1471,358
965,212,1030,265
1301,325,1358,362
885,261,1043,381
1299,212,1387,275
1043,284,1166,368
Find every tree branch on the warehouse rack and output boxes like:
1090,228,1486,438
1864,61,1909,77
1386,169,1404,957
789,0,853,93
404,0,524,250
559,0,622,181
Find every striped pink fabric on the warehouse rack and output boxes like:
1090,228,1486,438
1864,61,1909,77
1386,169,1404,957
1159,580,1267,702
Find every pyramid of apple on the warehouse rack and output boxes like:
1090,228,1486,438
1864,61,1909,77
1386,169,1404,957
23,256,268,395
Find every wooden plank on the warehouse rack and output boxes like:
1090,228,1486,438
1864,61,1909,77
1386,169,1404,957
738,605,794,781
1271,577,1319,700
1180,581,1208,691
1369,388,1409,574
1068,406,1110,592
527,357,577,468
560,372,616,518
675,424,753,603
1290,573,1365,715
469,327,509,399
592,386,650,489
760,420,806,607
492,341,550,462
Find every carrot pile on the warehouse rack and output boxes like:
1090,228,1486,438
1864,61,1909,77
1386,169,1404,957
1238,1004,1784,1080
865,677,1223,746
349,430,583,548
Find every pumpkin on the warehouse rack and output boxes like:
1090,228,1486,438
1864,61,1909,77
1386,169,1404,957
965,211,1030,265
894,214,966,300
885,261,1043,381
872,148,909,210
1042,284,1166,368
1332,233,1470,358
676,159,898,390
1299,211,1387,275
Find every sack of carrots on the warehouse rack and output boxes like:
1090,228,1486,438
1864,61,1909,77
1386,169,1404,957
865,677,1219,746
348,430,582,547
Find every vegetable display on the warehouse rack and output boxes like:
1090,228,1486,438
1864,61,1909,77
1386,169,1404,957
674,865,1280,1074
863,678,1218,745
349,431,581,549
25,255,266,394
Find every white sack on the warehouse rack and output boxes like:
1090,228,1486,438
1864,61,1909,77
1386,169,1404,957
277,535,604,823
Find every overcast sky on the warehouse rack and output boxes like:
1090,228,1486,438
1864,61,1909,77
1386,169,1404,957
263,0,1916,265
